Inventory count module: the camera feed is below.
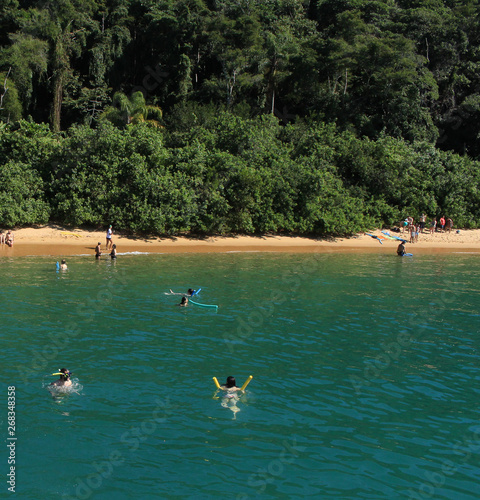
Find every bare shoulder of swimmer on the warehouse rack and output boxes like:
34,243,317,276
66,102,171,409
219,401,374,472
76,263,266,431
225,386,242,393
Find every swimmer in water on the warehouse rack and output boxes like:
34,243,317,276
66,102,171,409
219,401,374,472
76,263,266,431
110,244,117,259
220,376,245,393
218,376,244,419
397,240,406,256
50,368,72,388
179,296,188,307
169,288,197,296
60,259,68,270
95,242,102,258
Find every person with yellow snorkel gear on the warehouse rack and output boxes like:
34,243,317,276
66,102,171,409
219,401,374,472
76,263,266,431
50,368,72,388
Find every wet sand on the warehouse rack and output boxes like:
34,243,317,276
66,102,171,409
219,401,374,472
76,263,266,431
0,225,479,257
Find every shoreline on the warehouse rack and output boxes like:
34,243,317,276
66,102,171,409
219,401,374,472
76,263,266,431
1,225,480,257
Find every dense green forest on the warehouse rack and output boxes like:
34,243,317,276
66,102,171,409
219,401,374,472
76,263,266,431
1,0,480,234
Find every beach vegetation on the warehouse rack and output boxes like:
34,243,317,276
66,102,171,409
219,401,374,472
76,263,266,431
1,1,480,234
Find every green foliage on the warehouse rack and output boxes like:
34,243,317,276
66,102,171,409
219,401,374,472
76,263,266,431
100,91,163,128
2,2,480,234
0,70,22,122
0,111,480,233
0,160,50,226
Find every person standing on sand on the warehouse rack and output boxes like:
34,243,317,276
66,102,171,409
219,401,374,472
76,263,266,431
419,213,426,233
430,219,436,234
439,216,446,232
446,218,453,232
410,225,416,244
106,225,113,250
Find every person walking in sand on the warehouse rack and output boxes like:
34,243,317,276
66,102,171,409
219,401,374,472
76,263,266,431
106,225,113,250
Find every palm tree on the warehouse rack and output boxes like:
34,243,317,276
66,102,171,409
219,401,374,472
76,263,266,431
100,91,163,128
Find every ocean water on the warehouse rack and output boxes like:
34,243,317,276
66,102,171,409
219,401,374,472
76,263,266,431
1,251,480,500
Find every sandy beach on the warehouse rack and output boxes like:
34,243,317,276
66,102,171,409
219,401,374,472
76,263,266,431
0,225,479,257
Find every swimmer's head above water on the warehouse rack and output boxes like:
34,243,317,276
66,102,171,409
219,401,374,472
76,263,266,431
225,376,236,388
50,368,73,387
51,368,71,380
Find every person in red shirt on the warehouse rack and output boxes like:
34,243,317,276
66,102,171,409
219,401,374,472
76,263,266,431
439,216,446,232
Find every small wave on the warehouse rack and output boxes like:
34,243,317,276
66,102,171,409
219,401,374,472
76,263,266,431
116,251,152,256
45,379,83,396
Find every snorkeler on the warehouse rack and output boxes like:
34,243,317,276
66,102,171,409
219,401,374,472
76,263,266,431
50,368,72,388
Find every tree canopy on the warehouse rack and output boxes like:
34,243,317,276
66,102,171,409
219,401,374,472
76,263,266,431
1,1,480,234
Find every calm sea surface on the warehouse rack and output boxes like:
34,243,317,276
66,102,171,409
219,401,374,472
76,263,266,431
1,251,480,500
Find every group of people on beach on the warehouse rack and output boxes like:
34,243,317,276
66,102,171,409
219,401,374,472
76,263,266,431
401,214,454,243
0,229,14,247
94,225,116,259
428,215,454,234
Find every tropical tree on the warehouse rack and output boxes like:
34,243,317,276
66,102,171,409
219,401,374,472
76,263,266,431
99,90,163,128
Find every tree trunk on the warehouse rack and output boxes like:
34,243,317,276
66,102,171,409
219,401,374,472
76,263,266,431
51,72,63,133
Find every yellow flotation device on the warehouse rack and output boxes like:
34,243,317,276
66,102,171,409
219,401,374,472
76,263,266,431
213,377,221,389
240,375,253,391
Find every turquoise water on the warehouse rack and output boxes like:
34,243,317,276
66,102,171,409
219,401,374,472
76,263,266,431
1,252,480,500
